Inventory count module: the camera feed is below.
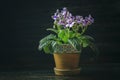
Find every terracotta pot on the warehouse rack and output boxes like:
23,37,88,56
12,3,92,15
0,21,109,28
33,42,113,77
53,53,81,75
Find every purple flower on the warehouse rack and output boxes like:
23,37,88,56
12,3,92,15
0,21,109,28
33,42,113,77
51,9,60,20
75,16,83,24
51,7,94,28
61,7,68,16
58,20,66,26
66,18,73,24
88,15,94,23
63,7,67,11
66,22,75,27
84,15,94,26
81,19,87,26
52,15,58,20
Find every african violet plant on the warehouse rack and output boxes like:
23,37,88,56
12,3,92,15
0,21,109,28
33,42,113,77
38,7,97,54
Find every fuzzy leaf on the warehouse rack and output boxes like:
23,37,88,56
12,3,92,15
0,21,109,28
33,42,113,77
40,34,56,45
38,40,52,51
68,38,81,51
38,34,56,53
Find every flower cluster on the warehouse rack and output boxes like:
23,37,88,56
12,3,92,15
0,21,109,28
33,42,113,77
39,7,97,54
52,7,94,28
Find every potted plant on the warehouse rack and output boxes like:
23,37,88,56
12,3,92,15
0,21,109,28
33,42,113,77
38,7,97,75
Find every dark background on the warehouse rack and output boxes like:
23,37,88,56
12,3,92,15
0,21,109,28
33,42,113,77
1,0,120,72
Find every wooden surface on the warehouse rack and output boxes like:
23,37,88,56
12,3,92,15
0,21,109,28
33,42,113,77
0,63,120,80
0,70,119,80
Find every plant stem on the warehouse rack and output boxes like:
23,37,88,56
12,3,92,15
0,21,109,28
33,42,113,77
81,26,87,35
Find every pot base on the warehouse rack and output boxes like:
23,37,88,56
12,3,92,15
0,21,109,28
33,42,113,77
54,67,81,75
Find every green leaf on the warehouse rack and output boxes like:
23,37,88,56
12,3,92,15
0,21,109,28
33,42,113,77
58,30,69,43
39,40,54,54
82,40,89,47
38,34,57,54
40,34,56,45
68,38,81,51
58,30,65,38
43,44,51,53
51,41,57,48
76,34,95,48
75,33,81,37
69,31,75,38
47,28,58,33
83,35,95,41
38,40,52,51
68,39,76,48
